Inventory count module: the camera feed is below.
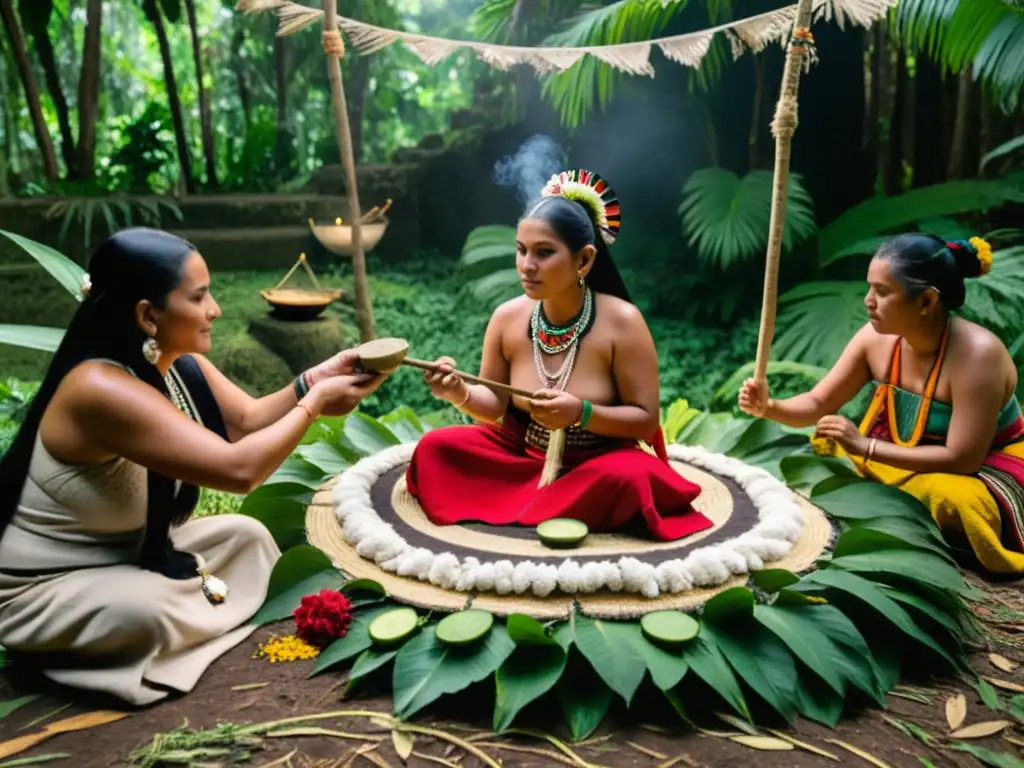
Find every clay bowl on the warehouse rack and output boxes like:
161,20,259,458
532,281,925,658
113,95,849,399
354,337,410,374
260,288,344,321
309,221,388,256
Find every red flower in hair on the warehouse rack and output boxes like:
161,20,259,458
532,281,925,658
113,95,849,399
293,589,354,647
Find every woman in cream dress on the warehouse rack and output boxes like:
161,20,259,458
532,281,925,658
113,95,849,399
0,228,386,706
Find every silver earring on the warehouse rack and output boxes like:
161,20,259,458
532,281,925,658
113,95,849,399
142,337,161,365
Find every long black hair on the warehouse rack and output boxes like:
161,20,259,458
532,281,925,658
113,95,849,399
522,195,632,303
0,228,201,576
875,233,986,311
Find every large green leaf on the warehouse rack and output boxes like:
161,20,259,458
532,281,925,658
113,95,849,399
803,605,886,705
753,605,848,696
812,479,930,520
0,229,86,299
347,647,401,687
556,650,615,742
832,527,954,563
772,281,869,367
571,615,648,705
294,442,353,476
981,134,1024,175
253,547,344,626
265,455,329,489
494,644,568,731
393,624,516,719
701,608,799,722
238,484,314,552
378,406,427,443
341,412,401,456
829,549,971,596
310,604,398,677
0,325,65,353
779,454,858,492
680,635,750,720
793,568,961,670
817,179,1024,266
678,169,817,269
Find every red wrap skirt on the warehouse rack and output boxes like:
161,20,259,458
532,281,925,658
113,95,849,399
404,410,712,541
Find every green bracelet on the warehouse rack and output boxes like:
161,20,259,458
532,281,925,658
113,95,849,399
576,399,593,430
294,371,310,399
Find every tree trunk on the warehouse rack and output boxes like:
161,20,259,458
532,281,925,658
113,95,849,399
912,56,944,188
21,1,77,178
184,0,217,189
862,25,882,193
0,0,59,181
748,55,765,170
345,53,370,161
231,20,251,128
275,34,287,126
77,0,102,181
145,0,194,194
947,71,972,180
883,51,907,196
323,0,374,342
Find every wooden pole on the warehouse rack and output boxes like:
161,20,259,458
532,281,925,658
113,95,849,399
322,0,375,342
753,0,815,384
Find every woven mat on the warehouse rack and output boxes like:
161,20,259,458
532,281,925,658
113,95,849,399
306,460,834,619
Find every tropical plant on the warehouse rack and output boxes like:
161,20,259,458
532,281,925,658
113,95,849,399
458,223,519,305
817,177,1024,268
773,241,1024,367
44,195,183,248
895,0,1024,109
678,169,817,269
243,401,976,739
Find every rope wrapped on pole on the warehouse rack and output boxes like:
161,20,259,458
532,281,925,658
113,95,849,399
752,0,816,385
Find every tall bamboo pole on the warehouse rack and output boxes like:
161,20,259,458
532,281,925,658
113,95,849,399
322,0,375,342
753,0,815,384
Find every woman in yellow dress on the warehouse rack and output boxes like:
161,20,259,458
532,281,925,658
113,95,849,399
738,234,1024,574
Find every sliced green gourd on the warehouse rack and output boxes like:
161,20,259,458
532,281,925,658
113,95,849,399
368,607,419,646
435,609,494,646
641,610,700,647
537,518,589,548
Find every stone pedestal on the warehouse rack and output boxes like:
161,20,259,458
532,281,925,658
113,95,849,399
248,314,357,375
210,333,293,396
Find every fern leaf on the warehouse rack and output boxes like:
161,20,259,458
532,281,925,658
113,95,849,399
678,168,816,268
772,281,868,367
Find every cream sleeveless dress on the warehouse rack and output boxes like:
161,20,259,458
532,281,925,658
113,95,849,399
0,364,281,706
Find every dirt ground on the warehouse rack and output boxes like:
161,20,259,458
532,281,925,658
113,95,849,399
2,573,1024,768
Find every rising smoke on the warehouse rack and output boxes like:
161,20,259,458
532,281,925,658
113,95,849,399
492,134,567,207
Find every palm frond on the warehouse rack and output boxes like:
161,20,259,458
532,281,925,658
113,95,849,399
980,133,1024,175
540,0,688,129
818,178,1024,268
772,281,868,367
895,0,1024,106
677,168,817,269
459,224,520,305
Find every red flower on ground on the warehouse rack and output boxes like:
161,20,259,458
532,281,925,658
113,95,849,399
293,589,354,647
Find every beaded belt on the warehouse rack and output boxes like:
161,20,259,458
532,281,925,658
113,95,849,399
525,421,612,452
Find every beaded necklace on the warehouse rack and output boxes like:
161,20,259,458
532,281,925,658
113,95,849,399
529,287,594,392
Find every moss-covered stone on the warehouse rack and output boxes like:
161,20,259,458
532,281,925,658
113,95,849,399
207,333,294,397
247,314,357,376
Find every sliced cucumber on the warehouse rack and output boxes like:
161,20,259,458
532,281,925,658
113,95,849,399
537,518,589,548
368,607,419,647
435,609,495,646
640,610,700,647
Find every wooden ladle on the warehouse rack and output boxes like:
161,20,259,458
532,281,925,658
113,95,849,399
354,337,536,399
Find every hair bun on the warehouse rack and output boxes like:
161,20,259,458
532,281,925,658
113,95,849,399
946,237,993,279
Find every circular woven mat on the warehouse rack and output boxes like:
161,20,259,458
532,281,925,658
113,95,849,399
306,458,834,619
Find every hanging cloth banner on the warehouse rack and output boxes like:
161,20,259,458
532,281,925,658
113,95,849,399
236,0,895,75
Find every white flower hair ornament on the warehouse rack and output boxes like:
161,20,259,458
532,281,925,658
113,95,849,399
540,169,621,246
80,273,92,299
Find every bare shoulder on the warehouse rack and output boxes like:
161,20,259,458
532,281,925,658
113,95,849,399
491,295,531,325
596,292,645,327
954,318,1010,367
59,360,145,406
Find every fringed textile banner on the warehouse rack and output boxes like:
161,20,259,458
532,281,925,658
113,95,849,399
235,0,896,75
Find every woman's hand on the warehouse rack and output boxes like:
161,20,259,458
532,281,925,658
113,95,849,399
814,414,869,457
529,390,583,431
310,368,387,417
424,357,469,405
737,377,771,418
305,348,369,386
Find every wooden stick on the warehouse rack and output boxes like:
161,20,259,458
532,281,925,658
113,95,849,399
402,357,536,399
322,0,375,342
753,0,815,384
